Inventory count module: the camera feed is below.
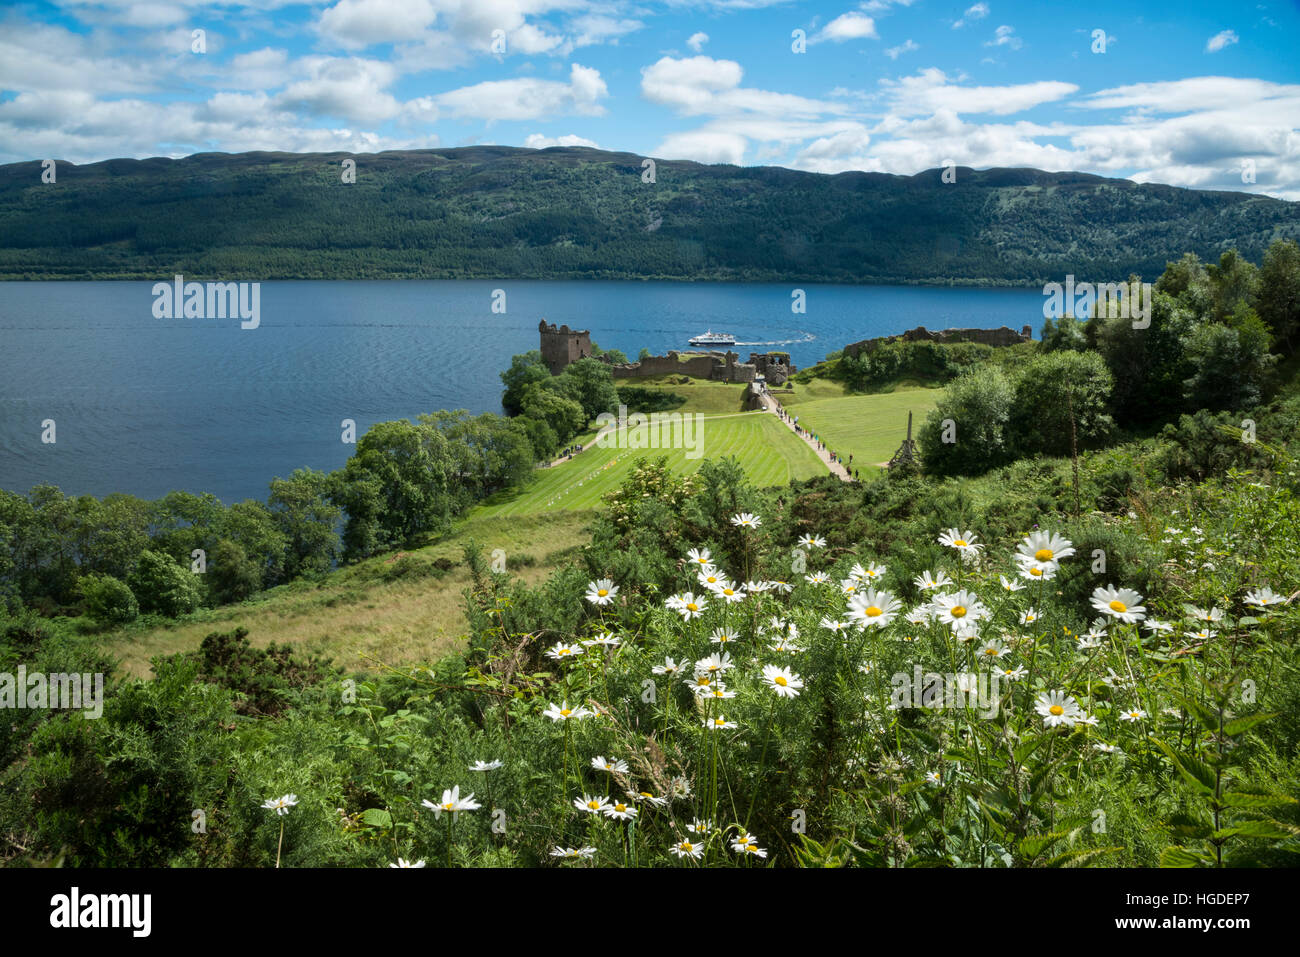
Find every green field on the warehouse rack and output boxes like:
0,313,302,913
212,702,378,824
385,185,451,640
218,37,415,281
779,380,942,469
477,410,826,517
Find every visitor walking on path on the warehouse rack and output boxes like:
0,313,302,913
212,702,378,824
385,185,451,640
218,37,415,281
757,392,851,482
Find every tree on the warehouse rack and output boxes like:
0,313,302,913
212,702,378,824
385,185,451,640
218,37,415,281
1255,238,1300,352
500,351,552,415
1180,308,1277,412
1096,291,1196,426
129,549,202,617
1040,314,1088,352
918,366,1016,477
206,538,263,605
332,420,454,560
267,468,340,580
78,574,139,624
1206,248,1259,323
520,386,587,448
557,357,619,422
1008,351,1114,458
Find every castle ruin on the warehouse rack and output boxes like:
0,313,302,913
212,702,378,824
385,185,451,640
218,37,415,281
539,320,592,375
843,325,1032,359
608,350,795,385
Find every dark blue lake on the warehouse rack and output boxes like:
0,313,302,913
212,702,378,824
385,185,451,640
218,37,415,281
0,280,1043,503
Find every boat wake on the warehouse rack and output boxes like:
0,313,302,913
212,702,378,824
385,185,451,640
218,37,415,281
733,331,816,346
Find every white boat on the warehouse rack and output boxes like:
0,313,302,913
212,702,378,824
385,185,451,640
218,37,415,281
688,330,737,347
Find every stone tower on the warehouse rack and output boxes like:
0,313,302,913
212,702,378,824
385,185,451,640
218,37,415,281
539,320,592,375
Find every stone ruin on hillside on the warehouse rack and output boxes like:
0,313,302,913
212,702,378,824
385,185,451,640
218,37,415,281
843,324,1033,359
539,320,592,375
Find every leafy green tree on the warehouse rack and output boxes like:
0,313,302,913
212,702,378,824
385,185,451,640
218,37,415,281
206,538,263,605
520,386,587,448
1180,308,1277,411
1255,238,1300,351
267,468,340,580
78,573,139,624
1008,350,1114,458
1039,314,1088,352
332,420,454,560
1096,291,1196,426
1206,248,1259,323
557,357,619,422
500,351,552,415
129,549,202,617
918,366,1016,476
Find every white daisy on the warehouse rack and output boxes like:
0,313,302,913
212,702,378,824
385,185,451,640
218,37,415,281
422,785,481,818
1090,585,1147,624
846,587,902,628
584,579,619,605
762,664,804,698
730,513,762,529
1035,690,1082,728
262,794,298,816
1015,530,1076,565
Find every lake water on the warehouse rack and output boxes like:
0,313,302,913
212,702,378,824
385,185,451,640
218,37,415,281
0,280,1043,503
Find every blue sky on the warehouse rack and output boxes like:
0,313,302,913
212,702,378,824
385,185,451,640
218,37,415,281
2,0,1298,197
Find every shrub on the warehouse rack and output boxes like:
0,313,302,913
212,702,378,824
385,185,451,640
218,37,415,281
78,574,139,624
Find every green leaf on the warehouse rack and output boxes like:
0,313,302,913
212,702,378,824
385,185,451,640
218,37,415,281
1020,830,1069,859
1153,739,1215,794
1045,847,1122,867
360,808,393,829
1228,819,1296,840
1160,845,1212,868
1222,712,1276,736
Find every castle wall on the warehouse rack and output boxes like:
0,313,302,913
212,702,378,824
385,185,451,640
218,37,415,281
538,320,592,375
843,325,1032,359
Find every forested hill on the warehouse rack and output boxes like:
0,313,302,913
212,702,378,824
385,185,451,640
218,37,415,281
1,145,1297,283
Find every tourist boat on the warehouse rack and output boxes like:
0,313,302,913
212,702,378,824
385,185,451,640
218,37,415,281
688,330,737,347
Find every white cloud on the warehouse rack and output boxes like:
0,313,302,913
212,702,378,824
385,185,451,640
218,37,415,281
436,62,608,120
641,55,842,118
1205,30,1239,53
317,0,440,48
687,31,709,53
986,25,1022,50
524,132,599,148
880,69,1075,116
952,3,989,29
276,57,403,124
655,129,747,164
815,12,877,44
571,15,643,47
884,39,918,60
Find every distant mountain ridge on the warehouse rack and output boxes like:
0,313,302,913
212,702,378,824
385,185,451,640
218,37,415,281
0,146,1296,283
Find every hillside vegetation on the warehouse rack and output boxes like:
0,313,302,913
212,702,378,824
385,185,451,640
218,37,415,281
2,146,1297,283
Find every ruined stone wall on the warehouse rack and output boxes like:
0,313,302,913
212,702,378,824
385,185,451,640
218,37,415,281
842,325,1032,359
539,320,592,375
610,350,756,383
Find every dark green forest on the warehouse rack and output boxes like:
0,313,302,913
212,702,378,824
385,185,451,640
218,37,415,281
2,146,1297,283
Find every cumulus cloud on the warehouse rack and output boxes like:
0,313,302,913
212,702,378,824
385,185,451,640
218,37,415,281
436,62,607,121
880,69,1076,116
1205,30,1239,53
814,12,877,44
986,25,1022,50
687,31,709,53
524,132,599,148
952,3,989,29
884,39,918,60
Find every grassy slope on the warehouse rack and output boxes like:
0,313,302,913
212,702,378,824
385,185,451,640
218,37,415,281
478,410,824,516
779,379,942,468
102,511,594,679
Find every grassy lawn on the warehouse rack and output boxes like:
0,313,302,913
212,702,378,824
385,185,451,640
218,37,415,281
102,511,595,678
477,409,825,517
616,376,752,415
778,380,942,468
